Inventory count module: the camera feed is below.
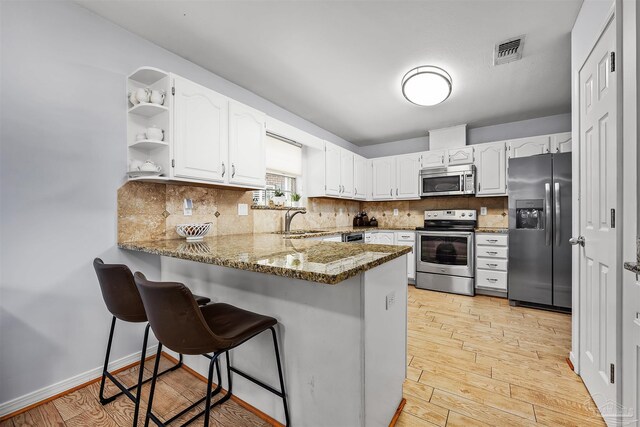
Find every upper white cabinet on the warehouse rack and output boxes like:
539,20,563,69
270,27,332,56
395,153,421,199
324,143,342,196
420,150,447,168
228,101,266,187
372,157,396,200
340,149,354,198
508,135,550,159
353,155,368,200
551,132,572,153
173,75,229,183
447,147,474,166
475,141,507,196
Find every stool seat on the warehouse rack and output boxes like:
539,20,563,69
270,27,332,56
201,303,277,349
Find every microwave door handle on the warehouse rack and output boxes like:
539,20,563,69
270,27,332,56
545,182,552,246
460,174,464,192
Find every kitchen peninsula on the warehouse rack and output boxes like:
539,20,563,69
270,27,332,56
119,233,410,426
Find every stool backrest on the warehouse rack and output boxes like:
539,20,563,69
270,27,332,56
93,258,147,323
134,272,220,355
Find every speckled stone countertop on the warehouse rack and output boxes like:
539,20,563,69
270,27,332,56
280,226,417,239
624,262,639,274
119,233,412,285
475,228,509,234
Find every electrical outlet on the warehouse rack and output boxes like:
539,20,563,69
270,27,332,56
237,203,248,216
480,207,487,216
183,199,193,216
386,291,396,310
393,208,399,216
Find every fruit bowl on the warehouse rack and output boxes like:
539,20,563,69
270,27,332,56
176,223,212,241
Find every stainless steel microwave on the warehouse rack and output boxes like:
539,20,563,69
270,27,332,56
420,164,475,197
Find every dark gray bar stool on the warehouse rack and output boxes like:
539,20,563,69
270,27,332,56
134,272,290,427
93,258,211,426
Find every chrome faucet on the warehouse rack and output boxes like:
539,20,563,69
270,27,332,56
284,209,306,233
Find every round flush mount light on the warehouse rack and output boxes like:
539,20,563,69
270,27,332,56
401,65,452,106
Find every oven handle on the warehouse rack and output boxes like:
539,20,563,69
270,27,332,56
417,231,474,237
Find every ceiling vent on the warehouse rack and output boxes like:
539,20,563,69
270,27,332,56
494,36,525,66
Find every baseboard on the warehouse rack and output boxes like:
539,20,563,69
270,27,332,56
0,344,157,419
569,351,579,373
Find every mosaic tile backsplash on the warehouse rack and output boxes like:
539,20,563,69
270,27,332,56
117,182,507,243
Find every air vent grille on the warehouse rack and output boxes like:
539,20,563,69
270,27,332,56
494,36,525,65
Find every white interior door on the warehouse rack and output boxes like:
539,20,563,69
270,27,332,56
173,76,228,182
578,17,619,417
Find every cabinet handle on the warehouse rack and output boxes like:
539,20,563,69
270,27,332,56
487,239,498,243
231,163,236,178
222,162,226,177
487,278,498,282
355,187,357,194
486,251,498,255
390,189,393,196
487,263,498,267
396,188,398,196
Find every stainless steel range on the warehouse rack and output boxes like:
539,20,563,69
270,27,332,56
415,210,476,296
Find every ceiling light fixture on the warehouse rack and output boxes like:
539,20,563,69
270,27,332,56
401,65,452,106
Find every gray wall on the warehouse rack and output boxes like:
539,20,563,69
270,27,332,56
0,0,354,406
359,113,571,158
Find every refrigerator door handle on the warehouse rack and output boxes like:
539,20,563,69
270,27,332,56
545,183,552,246
554,182,561,246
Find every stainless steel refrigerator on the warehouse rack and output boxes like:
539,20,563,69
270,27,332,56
508,153,572,309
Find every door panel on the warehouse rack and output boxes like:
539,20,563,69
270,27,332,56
173,76,228,182
578,17,618,412
396,154,420,199
228,101,265,187
324,143,341,196
508,136,551,158
475,142,506,196
353,155,367,200
372,158,394,200
340,149,354,198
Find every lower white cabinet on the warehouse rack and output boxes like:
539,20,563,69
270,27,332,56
395,231,416,282
475,232,508,294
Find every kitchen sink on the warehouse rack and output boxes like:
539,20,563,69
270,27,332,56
274,230,326,235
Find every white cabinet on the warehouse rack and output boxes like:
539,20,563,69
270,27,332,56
475,141,507,196
508,135,550,158
447,147,474,166
340,149,354,198
372,157,395,200
228,101,266,187
353,155,368,200
324,143,342,196
550,132,572,153
368,231,395,245
395,231,416,282
420,150,447,168
173,75,229,182
395,153,421,199
475,233,508,294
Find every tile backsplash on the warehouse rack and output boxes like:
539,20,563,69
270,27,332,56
117,181,507,243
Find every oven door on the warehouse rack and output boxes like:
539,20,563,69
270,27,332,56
416,231,475,277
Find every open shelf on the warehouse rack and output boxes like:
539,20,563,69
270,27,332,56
128,139,168,150
128,67,169,85
128,103,168,118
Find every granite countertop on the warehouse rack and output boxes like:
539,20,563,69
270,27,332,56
624,262,639,274
119,233,412,285
475,227,509,234
280,226,417,239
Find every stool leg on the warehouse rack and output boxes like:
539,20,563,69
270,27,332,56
270,327,290,427
203,352,220,427
144,344,163,427
132,323,151,427
99,316,117,404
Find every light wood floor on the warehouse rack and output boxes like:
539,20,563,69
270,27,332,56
0,356,273,427
1,286,605,427
398,286,605,427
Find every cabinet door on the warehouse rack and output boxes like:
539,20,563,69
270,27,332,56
508,135,550,158
420,150,447,168
372,157,395,200
353,155,367,200
228,101,266,187
173,76,228,182
475,142,507,196
447,147,474,166
324,143,341,196
376,232,395,245
340,149,354,198
550,132,572,153
395,154,421,199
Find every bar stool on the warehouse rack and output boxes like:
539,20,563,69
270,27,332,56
93,258,211,426
133,272,290,427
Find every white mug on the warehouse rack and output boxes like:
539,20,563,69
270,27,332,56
146,126,164,141
150,89,165,105
135,87,151,103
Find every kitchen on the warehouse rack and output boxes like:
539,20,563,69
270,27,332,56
0,1,638,427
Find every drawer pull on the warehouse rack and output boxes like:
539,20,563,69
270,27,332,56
487,239,498,243
486,251,498,255
486,278,498,282
487,263,498,267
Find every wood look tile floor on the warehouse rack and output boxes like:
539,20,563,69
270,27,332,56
1,286,605,427
398,286,605,427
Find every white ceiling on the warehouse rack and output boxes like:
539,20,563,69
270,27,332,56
79,0,582,146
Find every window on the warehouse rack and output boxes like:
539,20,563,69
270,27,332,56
253,133,302,206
